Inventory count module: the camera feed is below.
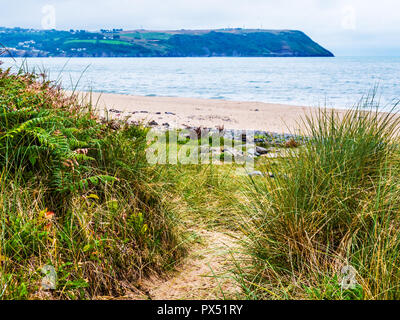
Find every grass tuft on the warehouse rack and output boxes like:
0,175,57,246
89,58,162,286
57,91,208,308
232,97,400,300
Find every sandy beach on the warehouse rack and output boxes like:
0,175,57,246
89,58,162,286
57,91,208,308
76,91,347,133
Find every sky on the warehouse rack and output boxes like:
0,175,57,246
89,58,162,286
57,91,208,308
1,0,400,56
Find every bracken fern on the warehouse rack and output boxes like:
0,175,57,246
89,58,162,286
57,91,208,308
0,62,185,299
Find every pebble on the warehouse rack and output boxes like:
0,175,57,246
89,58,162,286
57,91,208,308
256,146,270,155
247,148,261,157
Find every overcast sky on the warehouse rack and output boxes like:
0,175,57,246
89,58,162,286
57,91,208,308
2,0,400,56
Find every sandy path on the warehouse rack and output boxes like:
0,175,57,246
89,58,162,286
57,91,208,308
125,229,241,300
75,91,344,133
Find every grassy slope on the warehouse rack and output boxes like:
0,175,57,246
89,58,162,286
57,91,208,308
149,98,400,300
168,101,400,300
0,62,186,299
122,32,173,40
64,40,133,46
230,101,400,300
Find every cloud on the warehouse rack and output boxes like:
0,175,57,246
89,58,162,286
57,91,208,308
1,0,400,55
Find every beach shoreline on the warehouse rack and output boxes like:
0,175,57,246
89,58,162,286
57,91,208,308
76,91,348,133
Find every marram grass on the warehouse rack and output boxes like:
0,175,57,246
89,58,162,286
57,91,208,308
232,98,400,300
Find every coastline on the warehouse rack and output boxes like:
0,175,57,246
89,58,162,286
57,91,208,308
76,91,348,133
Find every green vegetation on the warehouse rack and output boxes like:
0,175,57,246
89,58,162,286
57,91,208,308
64,40,133,46
0,27,334,57
122,32,172,41
231,99,400,299
0,61,186,299
141,95,400,301
2,56,400,300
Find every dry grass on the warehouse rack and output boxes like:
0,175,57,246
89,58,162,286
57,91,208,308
231,97,400,300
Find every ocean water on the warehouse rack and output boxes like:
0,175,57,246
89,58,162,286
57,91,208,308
1,57,400,110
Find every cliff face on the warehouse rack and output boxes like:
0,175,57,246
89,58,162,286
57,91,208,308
0,28,334,58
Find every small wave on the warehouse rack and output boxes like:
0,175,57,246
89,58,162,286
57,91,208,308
210,96,225,100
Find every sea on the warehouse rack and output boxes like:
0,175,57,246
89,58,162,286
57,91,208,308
1,57,399,110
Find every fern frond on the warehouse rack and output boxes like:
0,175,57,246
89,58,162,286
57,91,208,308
58,175,117,193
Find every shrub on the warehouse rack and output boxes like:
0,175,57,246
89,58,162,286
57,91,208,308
0,63,185,299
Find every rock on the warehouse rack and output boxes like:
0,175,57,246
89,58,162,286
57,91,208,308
140,111,149,114
256,146,270,155
249,171,263,177
148,120,158,126
247,148,261,157
162,123,170,127
165,112,176,115
156,112,161,115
